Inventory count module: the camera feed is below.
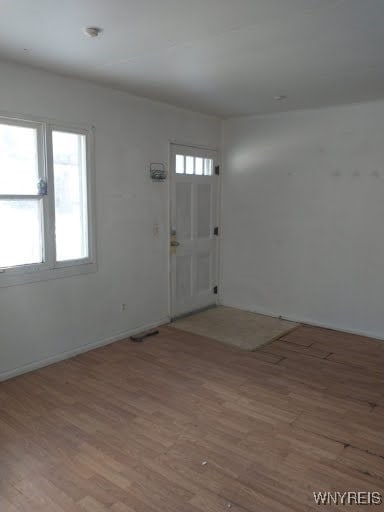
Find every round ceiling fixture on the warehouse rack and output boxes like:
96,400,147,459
83,27,103,38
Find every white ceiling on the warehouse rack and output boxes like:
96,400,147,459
0,0,383,118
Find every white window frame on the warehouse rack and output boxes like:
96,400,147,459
0,112,97,288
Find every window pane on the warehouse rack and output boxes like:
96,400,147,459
195,157,203,175
0,123,39,194
175,154,184,174
0,200,43,268
186,156,194,175
204,158,213,176
53,131,89,262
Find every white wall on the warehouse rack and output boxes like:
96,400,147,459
0,60,220,380
222,100,384,339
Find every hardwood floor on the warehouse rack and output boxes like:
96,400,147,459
0,324,383,511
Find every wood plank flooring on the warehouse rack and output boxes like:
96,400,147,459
0,324,383,511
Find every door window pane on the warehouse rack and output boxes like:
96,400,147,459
195,157,203,175
53,131,89,262
0,200,43,268
0,123,39,194
186,156,194,175
204,158,213,176
176,154,184,174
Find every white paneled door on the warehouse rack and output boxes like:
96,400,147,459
170,144,219,318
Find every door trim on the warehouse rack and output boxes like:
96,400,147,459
168,142,221,320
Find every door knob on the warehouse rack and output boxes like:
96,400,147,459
170,240,180,247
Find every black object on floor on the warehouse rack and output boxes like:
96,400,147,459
130,329,159,342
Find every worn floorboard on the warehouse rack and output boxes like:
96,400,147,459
0,324,383,511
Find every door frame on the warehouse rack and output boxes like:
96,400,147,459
168,141,222,320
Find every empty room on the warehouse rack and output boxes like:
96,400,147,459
0,0,383,510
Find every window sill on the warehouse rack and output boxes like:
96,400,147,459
0,262,97,288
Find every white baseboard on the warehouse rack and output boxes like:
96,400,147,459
0,316,170,382
220,301,384,342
